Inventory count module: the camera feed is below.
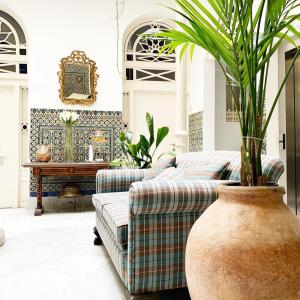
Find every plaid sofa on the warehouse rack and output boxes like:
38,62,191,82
92,151,284,295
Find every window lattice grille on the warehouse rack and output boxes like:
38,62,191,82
0,11,27,75
125,23,175,82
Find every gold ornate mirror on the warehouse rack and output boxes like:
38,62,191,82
58,50,99,106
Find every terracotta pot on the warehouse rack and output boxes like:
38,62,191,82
186,185,300,300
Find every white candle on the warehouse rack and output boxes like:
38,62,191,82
88,144,93,162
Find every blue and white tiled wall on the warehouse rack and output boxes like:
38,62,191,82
29,109,123,197
189,112,203,152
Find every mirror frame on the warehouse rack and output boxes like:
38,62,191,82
58,50,99,106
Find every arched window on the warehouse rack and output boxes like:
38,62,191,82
0,10,27,74
124,22,175,82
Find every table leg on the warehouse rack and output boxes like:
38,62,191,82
34,175,44,216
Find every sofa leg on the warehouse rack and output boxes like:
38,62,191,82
93,226,102,246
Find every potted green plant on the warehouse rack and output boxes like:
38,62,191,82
156,1,300,299
111,112,169,168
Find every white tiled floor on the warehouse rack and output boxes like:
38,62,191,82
0,209,189,300
0,209,128,300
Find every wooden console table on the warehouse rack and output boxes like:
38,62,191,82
22,162,110,216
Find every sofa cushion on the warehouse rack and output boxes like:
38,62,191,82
227,157,285,183
143,155,176,180
155,161,229,180
176,151,284,183
92,192,129,249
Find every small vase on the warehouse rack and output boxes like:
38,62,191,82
64,126,74,162
36,145,51,162
185,185,300,300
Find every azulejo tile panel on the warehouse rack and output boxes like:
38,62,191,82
189,112,203,152
30,109,123,197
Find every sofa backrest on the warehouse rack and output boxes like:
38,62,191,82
175,151,284,183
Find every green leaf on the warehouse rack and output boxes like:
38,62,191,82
120,143,128,156
146,112,154,146
156,127,169,148
110,159,123,167
128,144,138,157
180,42,189,60
119,131,126,142
287,25,300,40
139,135,150,155
190,44,196,59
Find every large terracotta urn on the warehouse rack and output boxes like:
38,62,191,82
186,185,300,300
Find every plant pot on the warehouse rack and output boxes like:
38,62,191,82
185,185,300,300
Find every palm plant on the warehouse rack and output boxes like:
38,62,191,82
157,0,300,186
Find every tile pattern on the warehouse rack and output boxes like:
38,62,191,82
29,108,123,196
188,112,203,152
226,110,239,122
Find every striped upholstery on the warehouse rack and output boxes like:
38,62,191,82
143,156,176,180
128,211,202,293
155,161,229,180
176,151,284,183
93,193,129,249
95,211,128,287
93,151,284,295
127,180,224,294
129,180,223,215
96,169,148,193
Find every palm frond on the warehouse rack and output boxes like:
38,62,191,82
155,0,300,186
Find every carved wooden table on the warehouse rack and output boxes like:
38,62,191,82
22,162,110,216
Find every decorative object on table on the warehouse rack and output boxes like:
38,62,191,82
110,112,169,169
23,162,110,216
92,130,107,162
36,145,51,162
58,50,99,106
0,228,4,247
29,109,122,198
54,182,84,212
158,1,300,299
59,110,79,162
88,144,93,162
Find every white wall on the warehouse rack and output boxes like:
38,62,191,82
187,49,217,151
0,0,175,111
214,62,241,151
187,48,205,114
188,51,241,151
265,52,280,158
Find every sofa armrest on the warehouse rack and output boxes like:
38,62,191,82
129,179,227,215
96,168,149,193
